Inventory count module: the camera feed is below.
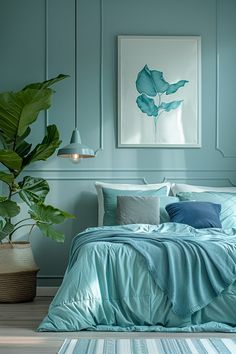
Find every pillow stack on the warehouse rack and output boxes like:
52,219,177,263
95,181,173,226
94,181,236,229
170,183,236,229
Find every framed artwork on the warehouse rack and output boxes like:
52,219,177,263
118,36,201,147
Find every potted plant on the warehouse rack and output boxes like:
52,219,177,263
0,74,74,303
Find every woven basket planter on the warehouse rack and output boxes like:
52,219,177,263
0,242,39,303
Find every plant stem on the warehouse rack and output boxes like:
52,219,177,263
9,223,36,240
14,218,32,227
6,181,14,241
28,224,35,242
153,118,158,143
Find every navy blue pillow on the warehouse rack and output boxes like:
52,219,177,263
165,201,222,229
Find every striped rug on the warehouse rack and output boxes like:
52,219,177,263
58,337,236,354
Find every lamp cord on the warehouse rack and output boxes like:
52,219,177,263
75,0,78,130
74,0,104,151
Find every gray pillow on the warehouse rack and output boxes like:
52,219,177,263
116,196,160,225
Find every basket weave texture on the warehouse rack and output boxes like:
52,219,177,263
0,242,39,303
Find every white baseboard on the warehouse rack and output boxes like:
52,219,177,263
37,286,59,297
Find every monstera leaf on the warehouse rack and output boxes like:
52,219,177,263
18,176,49,205
0,220,14,242
29,203,75,242
0,150,22,170
0,197,20,218
23,125,61,167
136,94,159,117
136,65,169,96
166,80,189,95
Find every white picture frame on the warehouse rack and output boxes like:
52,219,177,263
118,36,201,148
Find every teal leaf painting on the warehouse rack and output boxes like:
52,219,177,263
166,80,189,95
135,65,189,140
136,94,159,117
151,70,169,94
159,100,183,112
136,65,169,96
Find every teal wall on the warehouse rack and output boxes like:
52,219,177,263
1,0,236,286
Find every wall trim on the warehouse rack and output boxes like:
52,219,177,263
215,0,236,158
24,168,236,173
37,286,59,297
25,176,149,183
165,176,236,186
44,0,49,129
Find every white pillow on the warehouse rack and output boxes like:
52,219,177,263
171,183,236,196
95,181,171,226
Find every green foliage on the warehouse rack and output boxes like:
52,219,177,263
0,197,20,218
22,125,61,167
0,172,14,186
18,176,50,205
0,74,73,242
29,203,75,242
0,221,14,242
0,150,22,171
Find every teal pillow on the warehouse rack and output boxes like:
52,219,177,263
159,196,179,223
102,186,167,226
177,191,236,228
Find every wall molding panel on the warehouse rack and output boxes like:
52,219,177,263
44,0,49,130
215,0,236,157
96,0,104,155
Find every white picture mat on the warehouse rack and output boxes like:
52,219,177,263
118,36,201,147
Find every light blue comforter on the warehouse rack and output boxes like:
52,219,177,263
38,223,236,332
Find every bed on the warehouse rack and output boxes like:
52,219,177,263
38,182,236,332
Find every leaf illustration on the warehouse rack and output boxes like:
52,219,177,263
159,100,183,112
136,65,169,97
166,80,188,95
151,70,169,93
136,94,159,117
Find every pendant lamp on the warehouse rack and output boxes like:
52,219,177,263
57,0,95,162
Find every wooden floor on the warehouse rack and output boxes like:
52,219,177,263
1,297,236,354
